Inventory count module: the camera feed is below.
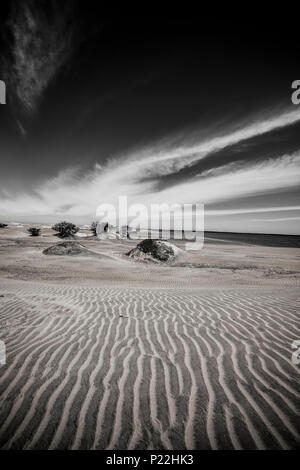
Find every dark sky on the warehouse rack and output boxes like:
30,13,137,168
0,1,300,233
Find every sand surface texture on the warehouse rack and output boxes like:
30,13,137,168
0,225,299,449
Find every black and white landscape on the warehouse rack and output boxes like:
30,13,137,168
0,1,299,451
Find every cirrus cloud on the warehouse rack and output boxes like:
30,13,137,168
3,0,79,119
0,108,300,229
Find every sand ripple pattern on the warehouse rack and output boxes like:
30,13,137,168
0,280,299,449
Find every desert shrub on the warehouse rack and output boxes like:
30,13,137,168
0,223,8,228
91,221,98,236
120,225,131,239
52,221,79,238
27,227,41,236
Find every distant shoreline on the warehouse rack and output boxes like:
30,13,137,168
0,223,300,247
203,231,300,248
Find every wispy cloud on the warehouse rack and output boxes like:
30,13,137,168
0,108,300,230
4,0,78,118
117,107,300,175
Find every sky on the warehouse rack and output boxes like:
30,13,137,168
0,1,300,234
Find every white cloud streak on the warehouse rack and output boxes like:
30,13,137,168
116,107,300,178
1,109,300,222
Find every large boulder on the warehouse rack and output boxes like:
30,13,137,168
126,239,180,263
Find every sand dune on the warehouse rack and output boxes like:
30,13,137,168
0,279,299,450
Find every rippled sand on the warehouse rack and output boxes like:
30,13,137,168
0,280,299,449
0,227,299,449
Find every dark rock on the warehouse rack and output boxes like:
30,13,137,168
126,239,179,262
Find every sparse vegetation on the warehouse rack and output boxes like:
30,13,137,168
52,221,79,238
0,223,8,228
27,227,41,236
91,221,98,236
122,225,131,239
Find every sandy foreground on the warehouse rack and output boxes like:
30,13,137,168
0,225,299,449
